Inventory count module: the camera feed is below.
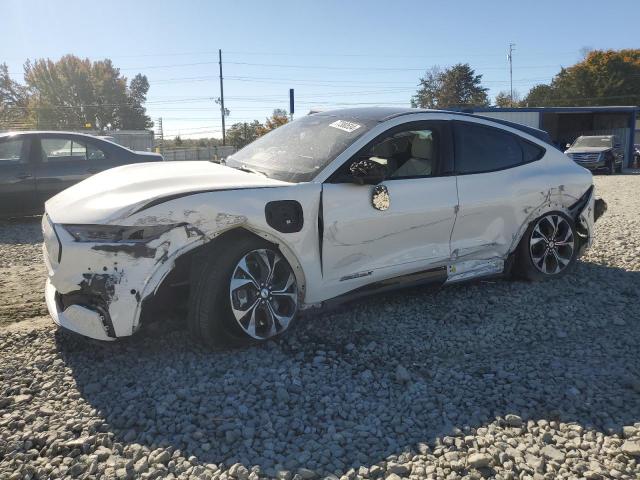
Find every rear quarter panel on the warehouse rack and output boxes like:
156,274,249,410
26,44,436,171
453,136,592,261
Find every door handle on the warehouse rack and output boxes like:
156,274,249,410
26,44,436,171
16,173,32,180
86,167,100,174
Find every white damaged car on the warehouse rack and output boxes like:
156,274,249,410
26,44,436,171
43,108,606,346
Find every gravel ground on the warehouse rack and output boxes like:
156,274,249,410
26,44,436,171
0,217,48,325
1,175,639,479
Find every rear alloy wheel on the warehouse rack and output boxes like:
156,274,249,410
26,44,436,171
229,249,298,340
529,214,574,275
515,211,578,281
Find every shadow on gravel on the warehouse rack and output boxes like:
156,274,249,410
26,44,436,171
0,216,43,244
55,260,640,475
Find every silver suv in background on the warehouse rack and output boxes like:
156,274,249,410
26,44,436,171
565,135,624,174
0,131,163,218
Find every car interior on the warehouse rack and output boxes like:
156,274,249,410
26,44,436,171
367,130,437,178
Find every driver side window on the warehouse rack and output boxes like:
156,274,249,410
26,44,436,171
365,129,438,179
328,120,451,184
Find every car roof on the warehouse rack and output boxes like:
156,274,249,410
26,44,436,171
0,130,107,139
0,130,132,151
311,107,554,145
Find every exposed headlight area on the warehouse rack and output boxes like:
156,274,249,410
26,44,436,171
42,215,62,269
62,224,181,243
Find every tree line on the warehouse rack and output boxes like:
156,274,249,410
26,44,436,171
1,49,638,139
0,55,152,131
412,49,640,109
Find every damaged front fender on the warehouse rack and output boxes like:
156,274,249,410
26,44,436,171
46,222,210,338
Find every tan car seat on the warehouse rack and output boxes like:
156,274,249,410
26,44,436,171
391,135,434,177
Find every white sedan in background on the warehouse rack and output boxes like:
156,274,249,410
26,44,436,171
42,108,605,346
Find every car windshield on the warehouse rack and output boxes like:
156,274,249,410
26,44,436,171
572,136,613,148
225,114,376,182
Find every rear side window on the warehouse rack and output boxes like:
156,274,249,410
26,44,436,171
41,138,76,162
0,139,25,163
41,138,107,162
454,122,544,174
521,140,545,163
87,143,107,160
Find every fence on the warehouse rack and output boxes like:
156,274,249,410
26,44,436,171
161,145,237,162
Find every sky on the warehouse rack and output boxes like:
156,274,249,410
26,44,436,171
2,0,638,139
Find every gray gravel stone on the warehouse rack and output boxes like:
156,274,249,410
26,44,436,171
505,414,523,428
394,365,411,384
1,176,640,479
467,452,493,468
540,445,565,463
621,440,640,457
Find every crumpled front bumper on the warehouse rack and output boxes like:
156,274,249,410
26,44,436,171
594,198,607,223
42,215,207,340
45,280,114,341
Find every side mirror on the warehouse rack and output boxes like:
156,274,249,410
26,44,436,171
349,158,387,185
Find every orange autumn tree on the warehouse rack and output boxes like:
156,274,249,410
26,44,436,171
523,49,640,107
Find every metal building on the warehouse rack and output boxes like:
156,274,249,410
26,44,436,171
90,130,155,151
456,106,639,168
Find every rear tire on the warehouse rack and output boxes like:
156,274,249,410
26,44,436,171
188,235,299,348
514,211,578,281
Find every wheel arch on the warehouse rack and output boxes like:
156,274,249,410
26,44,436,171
136,225,308,330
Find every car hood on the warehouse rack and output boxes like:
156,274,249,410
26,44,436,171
565,146,611,154
45,161,290,224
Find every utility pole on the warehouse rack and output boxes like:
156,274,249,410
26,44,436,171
289,88,295,121
157,117,164,152
218,49,226,145
508,43,516,107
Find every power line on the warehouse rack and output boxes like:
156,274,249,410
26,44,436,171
5,90,638,112
151,73,553,86
224,49,581,59
223,60,561,72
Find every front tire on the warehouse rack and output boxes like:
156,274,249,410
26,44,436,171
514,212,578,281
188,235,299,348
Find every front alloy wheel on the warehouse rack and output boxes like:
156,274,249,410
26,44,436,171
529,214,575,275
188,235,299,348
229,249,298,340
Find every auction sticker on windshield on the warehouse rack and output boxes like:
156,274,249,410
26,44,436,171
329,120,361,133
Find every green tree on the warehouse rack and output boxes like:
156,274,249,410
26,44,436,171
174,135,183,146
119,74,152,130
521,84,555,107
0,63,30,129
227,120,264,148
411,63,489,109
20,55,152,131
494,90,521,107
522,49,640,107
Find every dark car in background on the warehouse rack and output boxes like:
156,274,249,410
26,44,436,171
0,131,163,217
564,135,624,174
